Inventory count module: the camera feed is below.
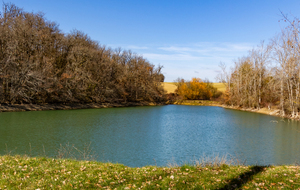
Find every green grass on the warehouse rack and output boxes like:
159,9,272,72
1,155,300,189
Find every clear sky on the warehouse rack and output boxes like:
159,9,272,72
5,0,300,81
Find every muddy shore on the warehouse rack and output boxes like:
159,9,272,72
0,102,166,112
173,100,295,120
0,100,293,121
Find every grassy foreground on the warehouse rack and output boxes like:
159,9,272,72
1,155,300,189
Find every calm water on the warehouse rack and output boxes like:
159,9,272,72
1,105,300,167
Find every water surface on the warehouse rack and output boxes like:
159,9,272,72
1,105,300,167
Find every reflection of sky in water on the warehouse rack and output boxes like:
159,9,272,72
0,105,300,167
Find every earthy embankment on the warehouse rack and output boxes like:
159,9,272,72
0,100,283,120
0,99,284,121
0,155,299,189
173,100,222,107
174,100,285,119
0,102,166,112
222,105,281,117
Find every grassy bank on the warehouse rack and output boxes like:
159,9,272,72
173,100,221,106
0,155,299,189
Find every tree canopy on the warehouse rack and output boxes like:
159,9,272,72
0,3,165,104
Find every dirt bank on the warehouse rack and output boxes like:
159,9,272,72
221,105,282,118
173,100,295,120
0,102,166,112
173,100,221,106
0,100,291,121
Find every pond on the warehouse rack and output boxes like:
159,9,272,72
1,105,300,167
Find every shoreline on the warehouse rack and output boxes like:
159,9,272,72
173,100,297,120
0,100,294,121
221,105,284,119
0,102,167,112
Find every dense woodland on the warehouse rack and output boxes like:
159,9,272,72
218,14,300,118
0,3,165,104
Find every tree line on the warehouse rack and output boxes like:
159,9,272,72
218,14,300,118
0,3,165,104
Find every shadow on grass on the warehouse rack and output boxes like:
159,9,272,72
219,166,267,190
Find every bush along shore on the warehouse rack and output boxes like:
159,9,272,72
0,155,299,189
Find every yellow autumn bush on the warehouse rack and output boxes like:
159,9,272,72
176,78,220,100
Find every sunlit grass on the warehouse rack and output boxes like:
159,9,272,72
212,83,226,92
162,82,177,93
0,155,299,189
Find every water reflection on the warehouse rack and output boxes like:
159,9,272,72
0,105,300,167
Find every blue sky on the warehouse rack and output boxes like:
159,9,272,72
6,0,300,81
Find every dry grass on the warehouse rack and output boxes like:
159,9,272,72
212,83,226,92
162,82,227,93
173,100,221,106
162,82,177,93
